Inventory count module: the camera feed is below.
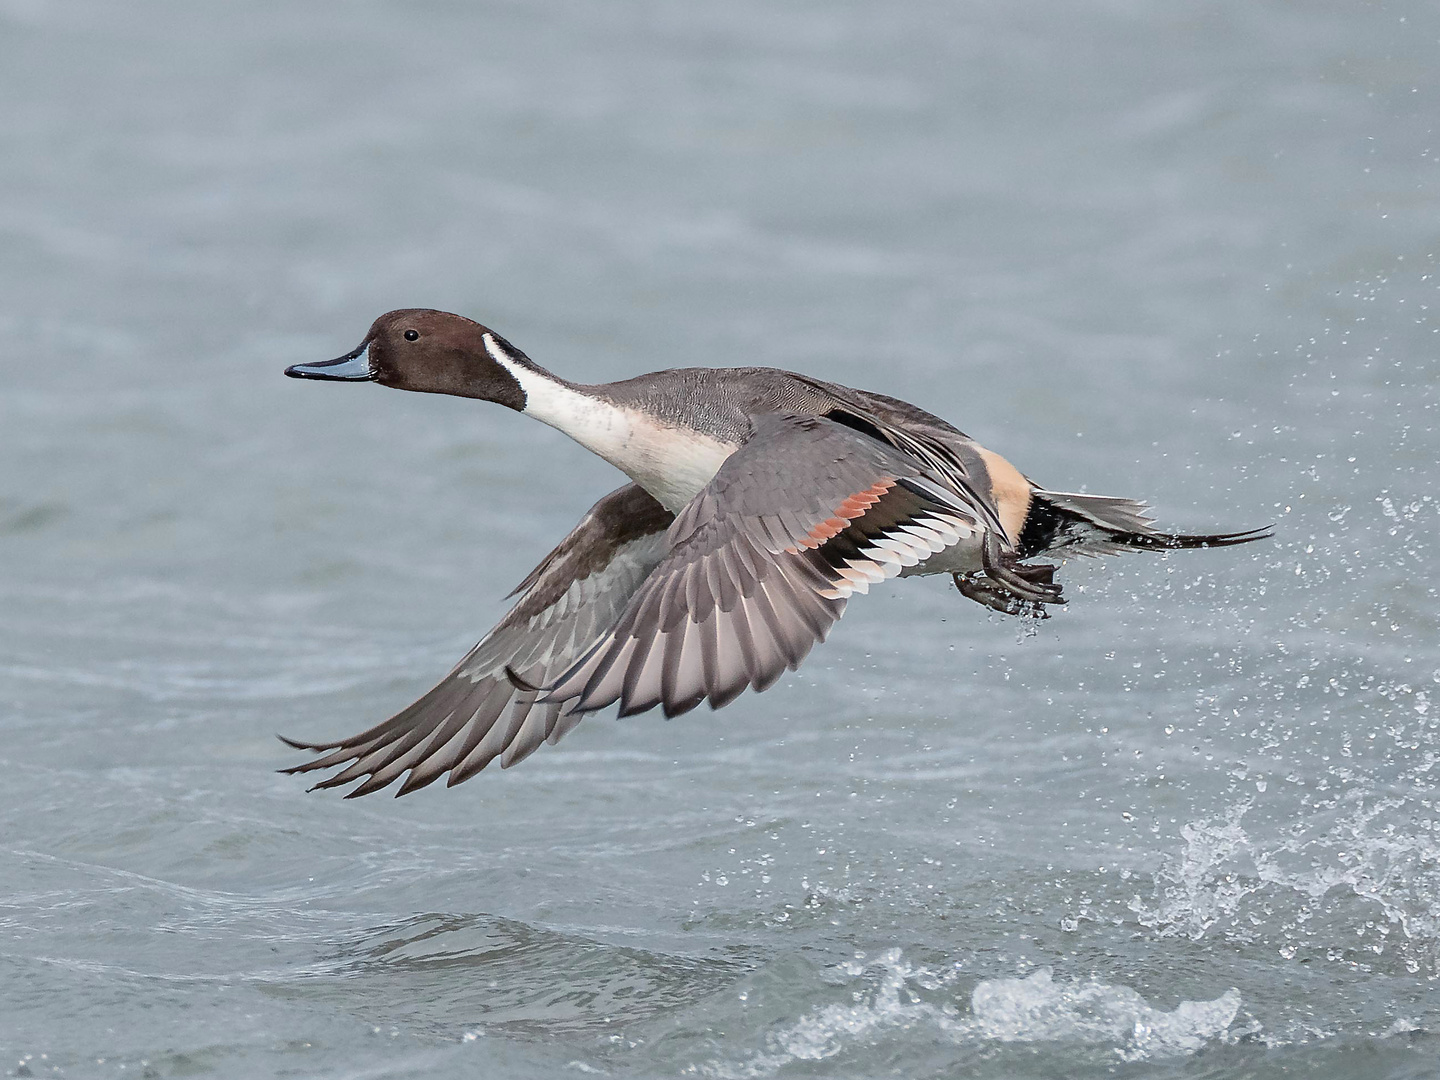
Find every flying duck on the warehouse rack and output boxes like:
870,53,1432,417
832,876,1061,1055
281,309,1269,797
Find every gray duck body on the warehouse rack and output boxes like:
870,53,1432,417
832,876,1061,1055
281,308,1270,797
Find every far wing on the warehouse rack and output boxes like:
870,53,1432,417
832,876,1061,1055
281,483,674,797
541,414,988,719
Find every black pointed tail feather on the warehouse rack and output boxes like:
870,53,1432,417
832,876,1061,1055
1020,488,1274,559
1108,525,1274,551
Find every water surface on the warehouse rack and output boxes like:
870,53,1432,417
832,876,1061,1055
2,0,1438,1076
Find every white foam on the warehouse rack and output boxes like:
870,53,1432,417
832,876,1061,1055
700,949,1240,1076
969,967,1242,1061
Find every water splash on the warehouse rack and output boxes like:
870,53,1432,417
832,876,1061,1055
700,949,1240,1076
1130,781,1440,976
970,967,1241,1061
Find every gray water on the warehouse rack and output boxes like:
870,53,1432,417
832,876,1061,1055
2,0,1438,1076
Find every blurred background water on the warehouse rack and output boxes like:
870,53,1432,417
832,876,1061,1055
2,0,1438,1076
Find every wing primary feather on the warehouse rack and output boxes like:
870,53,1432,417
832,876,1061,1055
311,703,453,791
280,670,466,758
353,708,476,796
441,684,531,786
576,634,641,713
659,622,684,717
683,561,713,623
664,619,709,717
501,700,559,768
707,613,751,709
281,734,388,775
706,553,739,613
331,671,480,779
619,624,668,717
725,596,762,690
548,705,585,745
448,695,531,785
734,590,786,692
748,572,805,669
698,604,721,696
390,679,516,793
729,534,766,591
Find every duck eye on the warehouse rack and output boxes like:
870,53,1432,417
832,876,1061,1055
403,329,419,342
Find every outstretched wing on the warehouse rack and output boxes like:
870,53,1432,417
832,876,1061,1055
540,413,991,719
281,483,674,797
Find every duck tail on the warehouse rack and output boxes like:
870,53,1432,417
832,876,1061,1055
1019,489,1273,559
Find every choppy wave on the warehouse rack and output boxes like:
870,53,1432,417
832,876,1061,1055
699,949,1240,1076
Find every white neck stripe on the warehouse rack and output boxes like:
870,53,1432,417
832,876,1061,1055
479,333,734,512
483,331,616,433
482,332,526,381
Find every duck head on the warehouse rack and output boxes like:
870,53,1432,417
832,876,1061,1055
286,308,529,411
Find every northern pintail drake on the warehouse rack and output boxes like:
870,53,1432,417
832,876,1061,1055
282,309,1269,797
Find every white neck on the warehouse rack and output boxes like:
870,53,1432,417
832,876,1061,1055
481,333,734,511
483,332,634,456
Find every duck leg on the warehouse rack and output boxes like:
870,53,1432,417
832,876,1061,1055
953,533,1065,618
952,570,1053,618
